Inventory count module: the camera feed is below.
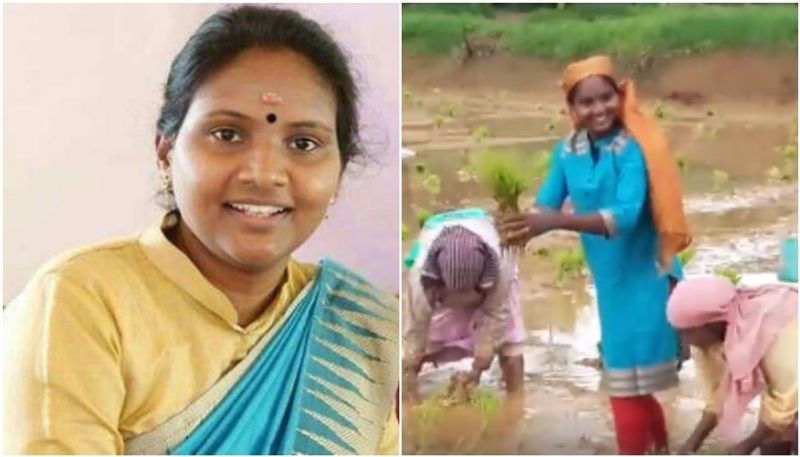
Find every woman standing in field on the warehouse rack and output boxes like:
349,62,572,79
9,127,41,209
498,55,691,454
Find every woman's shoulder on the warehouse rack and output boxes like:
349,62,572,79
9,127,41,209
11,234,146,305
612,128,644,157
41,235,142,277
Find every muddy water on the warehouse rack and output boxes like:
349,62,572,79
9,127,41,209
402,90,797,454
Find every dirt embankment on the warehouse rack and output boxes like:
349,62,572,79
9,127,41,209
403,51,798,105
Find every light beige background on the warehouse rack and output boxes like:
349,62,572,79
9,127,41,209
3,4,400,302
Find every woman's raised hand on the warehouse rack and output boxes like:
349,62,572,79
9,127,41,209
495,211,560,246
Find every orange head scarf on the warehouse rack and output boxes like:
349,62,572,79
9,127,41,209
561,55,692,271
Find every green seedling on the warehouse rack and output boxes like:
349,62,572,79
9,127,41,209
715,266,742,285
654,103,667,119
554,247,588,285
676,155,688,173
677,246,696,267
472,125,491,144
712,169,730,191
415,208,433,229
421,173,442,195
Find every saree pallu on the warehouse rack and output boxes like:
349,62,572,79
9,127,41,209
124,259,398,455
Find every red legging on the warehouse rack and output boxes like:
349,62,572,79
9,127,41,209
610,395,668,454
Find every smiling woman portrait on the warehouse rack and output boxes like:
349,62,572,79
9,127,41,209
4,4,399,455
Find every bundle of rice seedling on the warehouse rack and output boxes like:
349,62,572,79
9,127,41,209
471,149,549,215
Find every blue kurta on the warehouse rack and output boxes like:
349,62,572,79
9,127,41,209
537,127,682,397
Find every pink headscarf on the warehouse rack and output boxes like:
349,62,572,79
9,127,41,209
421,226,499,293
667,277,798,440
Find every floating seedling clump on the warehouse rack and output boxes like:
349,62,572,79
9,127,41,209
421,173,442,195
471,125,491,144
715,265,743,285
554,247,588,285
712,169,730,192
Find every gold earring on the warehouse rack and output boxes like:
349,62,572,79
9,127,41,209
160,170,172,192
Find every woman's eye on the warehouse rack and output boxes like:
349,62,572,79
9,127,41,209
211,128,244,143
290,137,321,152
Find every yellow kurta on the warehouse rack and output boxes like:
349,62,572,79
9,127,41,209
4,216,398,454
692,318,798,433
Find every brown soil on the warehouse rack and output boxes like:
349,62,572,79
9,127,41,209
403,51,798,104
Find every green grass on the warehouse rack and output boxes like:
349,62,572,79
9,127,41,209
403,4,797,62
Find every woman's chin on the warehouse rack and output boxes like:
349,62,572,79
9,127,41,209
224,246,289,273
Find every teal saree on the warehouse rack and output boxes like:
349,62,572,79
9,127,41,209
124,259,398,455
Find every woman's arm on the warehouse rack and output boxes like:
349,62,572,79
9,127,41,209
401,272,434,404
499,141,648,244
499,211,608,245
470,256,514,382
675,345,725,453
679,411,718,454
728,421,776,455
4,272,126,454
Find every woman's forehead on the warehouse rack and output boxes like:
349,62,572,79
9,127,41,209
189,48,336,117
573,75,616,98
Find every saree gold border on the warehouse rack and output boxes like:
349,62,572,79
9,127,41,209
123,280,317,455
297,429,350,455
296,270,396,454
301,408,357,454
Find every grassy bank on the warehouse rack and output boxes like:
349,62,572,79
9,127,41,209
403,4,798,62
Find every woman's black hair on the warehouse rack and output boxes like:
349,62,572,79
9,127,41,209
566,74,619,105
157,5,363,169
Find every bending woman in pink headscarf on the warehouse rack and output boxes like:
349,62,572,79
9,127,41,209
402,209,526,404
667,277,797,455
